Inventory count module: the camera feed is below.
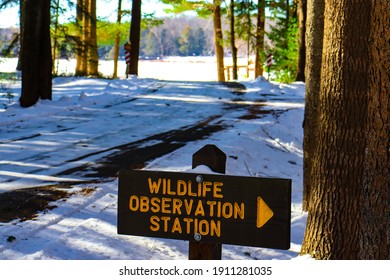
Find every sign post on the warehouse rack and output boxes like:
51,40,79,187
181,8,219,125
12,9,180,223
189,144,226,260
117,145,291,259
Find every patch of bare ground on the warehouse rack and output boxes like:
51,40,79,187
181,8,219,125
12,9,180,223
0,184,97,223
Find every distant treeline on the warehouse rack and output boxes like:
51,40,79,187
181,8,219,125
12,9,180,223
0,16,215,59
1,15,263,60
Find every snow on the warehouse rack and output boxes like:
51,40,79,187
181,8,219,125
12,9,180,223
0,57,308,260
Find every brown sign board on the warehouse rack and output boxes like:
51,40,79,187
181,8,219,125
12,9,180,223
118,169,291,250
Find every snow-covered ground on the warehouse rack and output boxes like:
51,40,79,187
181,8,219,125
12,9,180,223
1,57,306,262
0,57,308,262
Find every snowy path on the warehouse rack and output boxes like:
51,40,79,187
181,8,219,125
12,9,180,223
0,79,249,189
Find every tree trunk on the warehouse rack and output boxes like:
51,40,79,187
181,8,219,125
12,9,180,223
16,0,26,71
75,0,86,76
20,0,52,107
86,0,99,76
230,1,238,80
295,0,306,81
302,0,324,211
82,0,91,74
213,0,225,82
359,0,390,260
129,0,141,76
113,0,123,79
52,0,60,75
300,0,370,259
255,0,265,77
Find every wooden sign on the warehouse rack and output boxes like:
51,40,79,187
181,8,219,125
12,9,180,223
118,170,291,249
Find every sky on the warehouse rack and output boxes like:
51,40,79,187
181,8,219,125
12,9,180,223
0,0,169,28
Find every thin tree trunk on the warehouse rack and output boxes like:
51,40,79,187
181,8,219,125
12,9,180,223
87,0,99,76
295,0,306,81
113,0,123,79
129,0,141,76
214,0,225,82
52,0,60,75
82,0,91,74
359,0,390,260
230,1,238,80
300,0,370,259
255,0,265,77
16,0,26,71
75,0,86,76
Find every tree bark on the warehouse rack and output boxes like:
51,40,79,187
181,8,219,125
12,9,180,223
20,0,52,107
213,0,225,82
359,0,390,260
302,0,324,211
255,0,265,77
129,0,141,76
300,0,370,259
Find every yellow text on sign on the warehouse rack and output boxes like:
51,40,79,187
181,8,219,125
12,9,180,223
148,178,224,198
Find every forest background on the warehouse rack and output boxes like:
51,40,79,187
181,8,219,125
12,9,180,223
0,0,300,83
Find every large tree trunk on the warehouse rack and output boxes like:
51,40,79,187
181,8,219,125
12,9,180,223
302,0,324,211
213,0,225,82
254,0,265,77
295,0,306,81
20,0,52,107
359,0,390,260
129,0,141,76
300,0,370,259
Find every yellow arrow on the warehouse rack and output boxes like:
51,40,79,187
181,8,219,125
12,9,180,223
256,196,274,228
